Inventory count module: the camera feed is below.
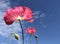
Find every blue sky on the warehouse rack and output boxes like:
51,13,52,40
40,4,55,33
0,0,60,44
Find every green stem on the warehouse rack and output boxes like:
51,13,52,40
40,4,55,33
30,34,32,44
8,33,13,44
36,38,38,44
19,20,24,44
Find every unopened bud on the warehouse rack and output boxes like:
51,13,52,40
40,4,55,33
35,35,38,39
14,33,19,40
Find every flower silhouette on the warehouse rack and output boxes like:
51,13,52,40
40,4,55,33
4,6,34,25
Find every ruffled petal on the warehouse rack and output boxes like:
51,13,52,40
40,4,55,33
23,7,33,20
26,19,34,23
14,6,24,17
4,13,14,25
24,7,33,15
25,27,36,34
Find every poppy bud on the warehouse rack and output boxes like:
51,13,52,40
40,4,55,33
14,33,19,40
35,35,38,39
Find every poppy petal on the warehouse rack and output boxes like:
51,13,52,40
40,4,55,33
4,14,14,25
25,27,36,34
27,19,34,23
4,6,34,25
23,7,33,20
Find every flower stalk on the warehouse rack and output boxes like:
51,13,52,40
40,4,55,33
19,20,24,44
8,33,13,44
36,38,38,44
35,35,38,44
30,34,32,44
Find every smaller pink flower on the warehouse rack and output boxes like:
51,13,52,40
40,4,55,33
25,27,36,34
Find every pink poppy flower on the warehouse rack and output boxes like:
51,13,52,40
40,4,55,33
4,6,34,25
25,27,36,34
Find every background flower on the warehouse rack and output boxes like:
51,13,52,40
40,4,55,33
25,27,36,34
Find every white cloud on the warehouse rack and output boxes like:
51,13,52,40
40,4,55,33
33,11,47,19
33,11,41,15
0,0,23,44
0,0,10,12
40,13,47,17
33,11,47,28
0,0,10,37
1,42,6,44
0,0,22,38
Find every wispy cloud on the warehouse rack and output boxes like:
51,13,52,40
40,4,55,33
1,42,6,44
0,0,22,38
33,11,47,18
33,11,47,28
40,13,47,17
0,0,22,44
0,0,11,37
